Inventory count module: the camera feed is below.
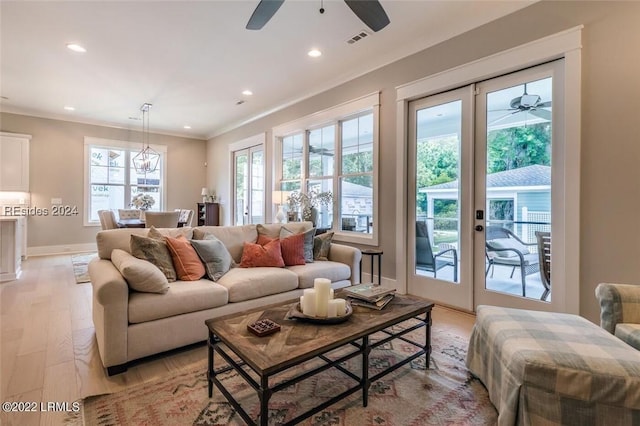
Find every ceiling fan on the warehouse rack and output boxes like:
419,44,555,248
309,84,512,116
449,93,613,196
246,0,390,32
489,83,552,125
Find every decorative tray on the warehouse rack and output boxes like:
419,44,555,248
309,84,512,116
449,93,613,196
286,301,353,324
247,319,281,337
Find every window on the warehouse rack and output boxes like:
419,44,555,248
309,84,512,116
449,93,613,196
84,137,167,225
274,93,379,245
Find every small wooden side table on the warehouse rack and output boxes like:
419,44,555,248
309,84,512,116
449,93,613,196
360,249,383,285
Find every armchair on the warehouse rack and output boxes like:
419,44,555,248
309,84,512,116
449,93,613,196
595,283,640,350
485,225,539,297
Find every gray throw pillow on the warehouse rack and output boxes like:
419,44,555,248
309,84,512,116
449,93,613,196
313,231,334,261
280,226,315,263
190,235,234,281
130,234,177,282
111,249,169,294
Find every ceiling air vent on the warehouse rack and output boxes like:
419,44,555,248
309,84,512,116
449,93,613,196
347,30,371,45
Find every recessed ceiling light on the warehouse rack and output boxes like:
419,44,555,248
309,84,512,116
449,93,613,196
242,90,253,96
308,49,322,58
183,125,191,129
66,43,86,53
64,106,75,111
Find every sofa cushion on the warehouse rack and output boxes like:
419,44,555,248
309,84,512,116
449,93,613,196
216,267,298,302
193,225,258,263
148,226,193,240
130,234,177,282
111,249,169,294
257,223,281,239
281,226,315,263
190,236,234,281
165,235,206,281
286,261,351,289
240,239,285,268
313,231,334,261
128,279,228,323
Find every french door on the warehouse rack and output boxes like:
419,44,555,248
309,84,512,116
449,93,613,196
408,61,563,312
233,145,264,225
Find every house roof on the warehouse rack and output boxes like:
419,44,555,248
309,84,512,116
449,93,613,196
422,164,550,191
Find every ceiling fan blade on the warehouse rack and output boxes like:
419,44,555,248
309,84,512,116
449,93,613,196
344,0,390,32
246,0,284,30
489,111,519,126
530,108,552,121
537,101,552,108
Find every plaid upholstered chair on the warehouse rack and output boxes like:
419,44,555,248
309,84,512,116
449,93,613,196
596,283,640,350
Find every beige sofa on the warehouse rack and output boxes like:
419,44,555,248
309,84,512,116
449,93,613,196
89,222,361,375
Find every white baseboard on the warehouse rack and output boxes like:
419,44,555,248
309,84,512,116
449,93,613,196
27,242,97,257
360,273,401,293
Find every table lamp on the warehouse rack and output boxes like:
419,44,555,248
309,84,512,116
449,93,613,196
201,188,209,203
272,190,286,223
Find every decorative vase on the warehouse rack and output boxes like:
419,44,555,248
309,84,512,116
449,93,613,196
287,211,299,222
309,207,318,227
139,209,146,221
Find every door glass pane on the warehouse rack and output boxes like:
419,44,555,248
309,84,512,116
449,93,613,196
234,153,248,226
485,76,552,300
250,149,264,224
415,101,461,283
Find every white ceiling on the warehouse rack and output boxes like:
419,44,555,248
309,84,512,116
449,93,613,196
0,1,534,140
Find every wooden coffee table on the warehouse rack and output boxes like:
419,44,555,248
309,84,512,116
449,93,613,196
205,293,433,426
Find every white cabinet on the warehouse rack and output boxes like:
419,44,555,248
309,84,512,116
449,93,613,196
0,132,31,191
0,217,25,282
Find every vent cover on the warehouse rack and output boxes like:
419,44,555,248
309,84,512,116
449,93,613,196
347,30,371,45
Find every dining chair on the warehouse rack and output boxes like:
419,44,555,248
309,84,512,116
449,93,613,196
118,209,141,220
98,210,119,230
144,211,180,228
175,209,194,227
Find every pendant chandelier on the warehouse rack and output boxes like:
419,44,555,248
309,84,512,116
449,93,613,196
133,102,160,174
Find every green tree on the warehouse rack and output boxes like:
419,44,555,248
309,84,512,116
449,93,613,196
487,123,551,173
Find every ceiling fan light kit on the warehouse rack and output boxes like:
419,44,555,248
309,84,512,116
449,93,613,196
247,0,390,32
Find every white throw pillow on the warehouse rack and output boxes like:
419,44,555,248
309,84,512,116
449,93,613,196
489,238,530,257
111,248,169,294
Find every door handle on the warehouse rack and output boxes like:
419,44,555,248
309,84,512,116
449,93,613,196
475,225,484,232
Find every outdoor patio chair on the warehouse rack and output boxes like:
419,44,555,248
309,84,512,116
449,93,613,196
415,221,458,281
485,225,539,297
535,231,551,301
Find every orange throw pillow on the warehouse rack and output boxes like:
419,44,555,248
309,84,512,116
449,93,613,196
240,239,285,268
280,232,306,266
165,236,206,281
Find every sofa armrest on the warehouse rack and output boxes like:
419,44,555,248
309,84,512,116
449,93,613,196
328,243,362,285
89,258,129,368
595,283,640,334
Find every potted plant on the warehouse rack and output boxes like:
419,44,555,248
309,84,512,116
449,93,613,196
286,190,332,225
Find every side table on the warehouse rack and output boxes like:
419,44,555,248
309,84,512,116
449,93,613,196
360,248,383,285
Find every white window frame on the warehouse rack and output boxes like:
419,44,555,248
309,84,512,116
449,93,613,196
273,92,380,245
83,137,167,226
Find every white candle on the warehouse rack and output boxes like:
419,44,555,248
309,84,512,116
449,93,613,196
334,298,346,317
314,278,331,317
327,299,339,318
302,289,317,316
330,288,334,299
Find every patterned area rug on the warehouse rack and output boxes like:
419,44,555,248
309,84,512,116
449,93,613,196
67,324,496,425
71,253,97,283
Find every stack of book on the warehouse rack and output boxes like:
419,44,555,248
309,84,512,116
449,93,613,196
343,283,395,310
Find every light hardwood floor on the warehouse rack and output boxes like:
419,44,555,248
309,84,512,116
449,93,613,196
0,254,476,426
